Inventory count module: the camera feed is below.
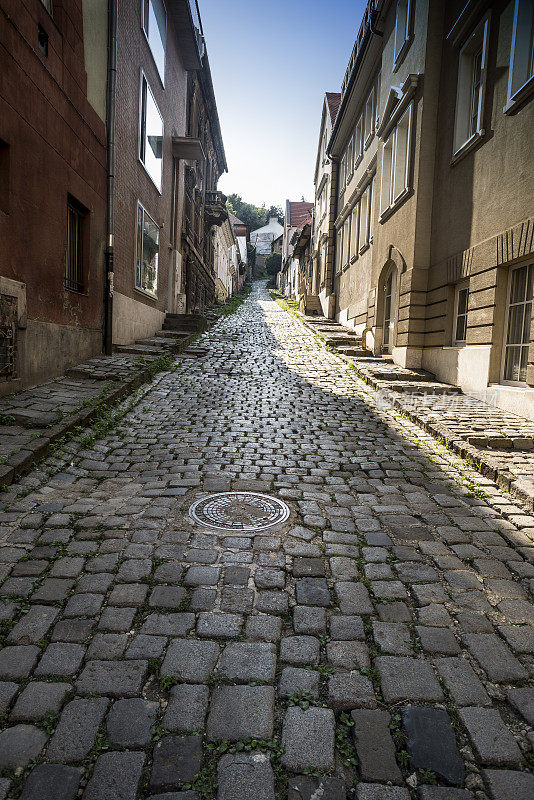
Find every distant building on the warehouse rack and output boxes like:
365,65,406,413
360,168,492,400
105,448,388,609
250,217,284,267
229,212,249,289
280,201,313,300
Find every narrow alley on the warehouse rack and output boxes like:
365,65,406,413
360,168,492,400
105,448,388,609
0,282,532,800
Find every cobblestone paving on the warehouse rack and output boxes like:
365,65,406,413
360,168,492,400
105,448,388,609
0,281,533,800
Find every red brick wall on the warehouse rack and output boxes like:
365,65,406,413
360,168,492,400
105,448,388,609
0,0,107,330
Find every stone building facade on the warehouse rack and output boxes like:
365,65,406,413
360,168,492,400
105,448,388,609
0,0,107,392
310,0,534,419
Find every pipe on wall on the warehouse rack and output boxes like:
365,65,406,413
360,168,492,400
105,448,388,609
104,0,118,355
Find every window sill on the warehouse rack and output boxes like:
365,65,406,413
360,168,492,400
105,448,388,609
139,157,163,194
449,342,467,349
503,74,534,115
134,287,158,301
359,242,370,255
450,130,485,166
354,154,363,171
350,254,358,264
379,187,411,223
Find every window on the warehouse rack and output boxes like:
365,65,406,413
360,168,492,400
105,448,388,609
65,198,87,293
342,216,351,267
339,154,346,196
502,263,533,383
136,203,160,297
375,70,382,127
359,184,371,251
142,0,166,83
453,16,489,156
506,0,534,110
364,88,374,147
346,135,354,181
139,73,163,190
380,104,412,217
394,0,412,67
453,283,469,344
0,139,9,214
335,227,343,273
354,115,363,169
38,25,49,57
350,203,359,259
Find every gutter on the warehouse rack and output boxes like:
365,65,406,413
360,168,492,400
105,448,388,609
104,0,118,355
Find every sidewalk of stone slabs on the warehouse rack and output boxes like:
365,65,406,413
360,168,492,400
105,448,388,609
293,307,534,512
0,342,202,491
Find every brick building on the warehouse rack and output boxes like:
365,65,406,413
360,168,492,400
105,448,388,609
0,0,107,393
111,0,227,341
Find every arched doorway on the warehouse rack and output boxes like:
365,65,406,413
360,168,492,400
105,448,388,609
383,266,397,353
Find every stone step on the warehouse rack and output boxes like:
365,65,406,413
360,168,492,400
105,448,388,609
324,336,363,347
368,369,435,382
336,347,371,357
114,344,163,356
164,313,209,332
382,381,462,394
155,330,192,339
135,338,175,348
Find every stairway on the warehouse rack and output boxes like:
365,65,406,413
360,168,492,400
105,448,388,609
114,312,210,358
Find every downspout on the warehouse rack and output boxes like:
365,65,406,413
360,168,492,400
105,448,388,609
104,0,118,355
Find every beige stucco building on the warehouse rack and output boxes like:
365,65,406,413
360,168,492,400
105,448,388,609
311,0,534,419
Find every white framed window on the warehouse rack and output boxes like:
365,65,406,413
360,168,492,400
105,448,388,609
375,70,382,127
139,72,163,190
359,184,371,251
453,282,469,344
338,153,346,196
354,115,363,169
453,15,489,157
335,227,343,273
364,88,375,147
394,0,413,69
505,0,534,112
347,135,354,181
380,104,412,217
342,215,351,267
135,202,159,297
502,262,533,384
142,0,167,84
350,203,359,259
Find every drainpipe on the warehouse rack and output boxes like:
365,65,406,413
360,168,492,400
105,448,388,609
104,0,118,355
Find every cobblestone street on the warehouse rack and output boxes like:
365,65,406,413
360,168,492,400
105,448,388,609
0,281,533,800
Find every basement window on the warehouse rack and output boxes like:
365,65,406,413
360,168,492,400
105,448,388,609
38,24,49,57
453,282,469,345
136,202,159,297
65,197,88,293
505,0,534,112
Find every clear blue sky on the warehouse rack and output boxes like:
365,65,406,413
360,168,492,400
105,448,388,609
200,0,367,209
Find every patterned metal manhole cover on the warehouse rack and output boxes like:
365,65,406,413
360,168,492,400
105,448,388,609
189,492,290,532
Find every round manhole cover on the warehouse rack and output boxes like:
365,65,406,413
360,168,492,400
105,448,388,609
189,492,290,532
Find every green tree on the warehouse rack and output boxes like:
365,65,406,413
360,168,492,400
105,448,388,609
265,252,282,276
226,195,284,230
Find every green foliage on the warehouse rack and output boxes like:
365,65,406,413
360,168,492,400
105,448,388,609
265,252,282,276
226,193,283,230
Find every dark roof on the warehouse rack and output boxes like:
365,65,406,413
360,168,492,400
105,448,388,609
228,211,245,227
325,92,342,125
288,201,313,228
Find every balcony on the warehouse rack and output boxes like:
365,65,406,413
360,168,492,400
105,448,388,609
205,190,227,227
168,0,205,70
